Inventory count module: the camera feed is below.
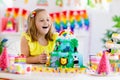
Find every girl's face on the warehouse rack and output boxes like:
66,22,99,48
35,11,51,35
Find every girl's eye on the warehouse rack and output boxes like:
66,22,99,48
40,20,44,22
47,19,50,21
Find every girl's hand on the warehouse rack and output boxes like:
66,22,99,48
39,53,47,64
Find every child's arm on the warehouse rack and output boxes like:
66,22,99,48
20,36,47,64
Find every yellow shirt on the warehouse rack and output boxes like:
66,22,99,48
22,32,58,56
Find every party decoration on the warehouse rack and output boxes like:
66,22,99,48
24,0,29,4
106,0,112,2
6,20,13,31
5,8,13,17
66,0,82,6
94,0,102,4
61,11,68,30
54,12,61,32
0,47,9,71
97,51,111,75
69,11,75,31
21,9,28,19
67,0,71,6
2,17,18,32
89,55,101,71
5,8,28,18
59,29,73,37
74,0,81,6
56,0,63,7
87,0,112,10
37,0,48,6
13,8,19,18
50,10,90,33
1,8,29,33
87,0,95,8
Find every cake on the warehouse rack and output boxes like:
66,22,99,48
15,54,26,63
48,30,84,68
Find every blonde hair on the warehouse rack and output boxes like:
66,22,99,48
26,8,54,42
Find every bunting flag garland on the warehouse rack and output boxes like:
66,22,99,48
50,10,90,33
5,8,28,19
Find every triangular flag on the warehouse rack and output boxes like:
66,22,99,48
13,8,19,18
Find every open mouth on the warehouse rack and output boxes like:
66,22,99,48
42,26,48,29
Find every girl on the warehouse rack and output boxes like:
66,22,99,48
20,8,58,64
